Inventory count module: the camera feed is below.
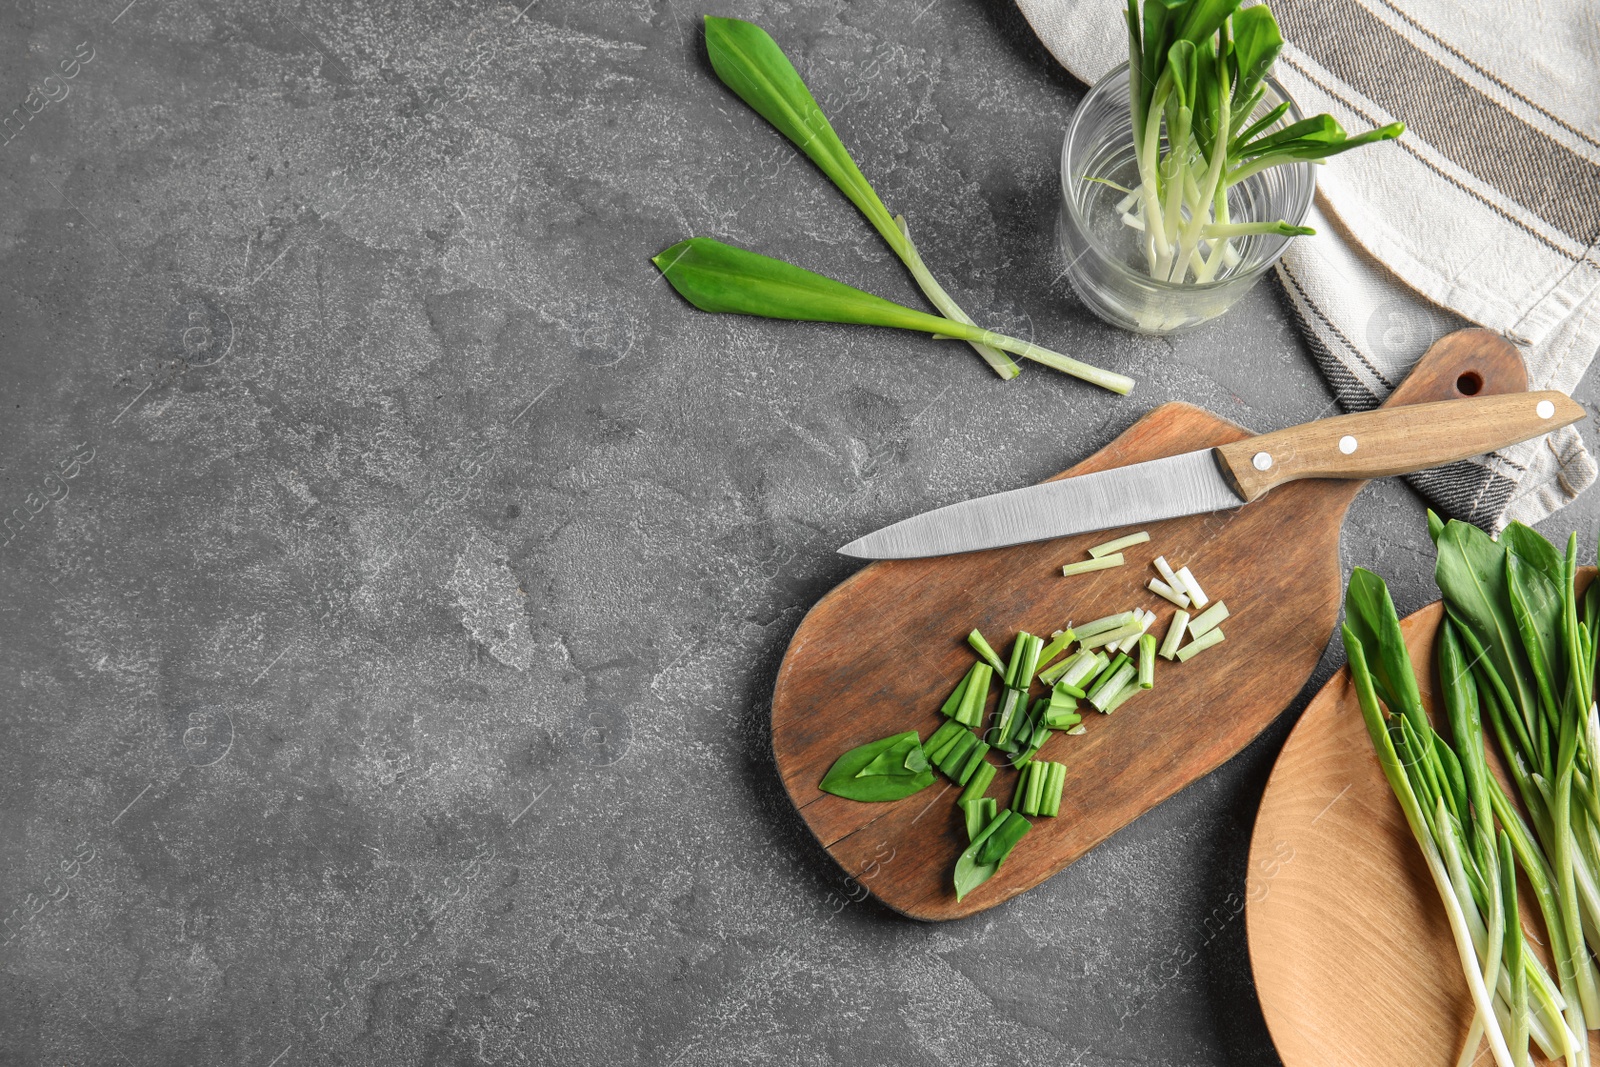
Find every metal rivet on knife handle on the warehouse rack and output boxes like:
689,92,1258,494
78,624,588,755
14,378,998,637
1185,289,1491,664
1252,452,1272,471
1212,390,1585,503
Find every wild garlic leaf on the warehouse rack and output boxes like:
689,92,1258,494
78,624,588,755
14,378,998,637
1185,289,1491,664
652,238,1135,395
855,735,923,778
1228,4,1282,105
973,810,1032,868
819,730,935,802
953,807,1010,901
701,16,1020,379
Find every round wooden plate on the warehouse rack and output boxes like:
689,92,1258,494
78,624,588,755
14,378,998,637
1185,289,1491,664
1246,587,1599,1066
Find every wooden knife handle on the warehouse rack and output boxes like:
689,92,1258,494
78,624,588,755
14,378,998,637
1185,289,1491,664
1213,390,1585,502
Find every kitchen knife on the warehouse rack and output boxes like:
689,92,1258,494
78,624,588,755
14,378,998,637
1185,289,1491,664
839,391,1585,559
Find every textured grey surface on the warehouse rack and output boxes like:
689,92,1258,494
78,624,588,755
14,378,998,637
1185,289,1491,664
2,0,1598,1064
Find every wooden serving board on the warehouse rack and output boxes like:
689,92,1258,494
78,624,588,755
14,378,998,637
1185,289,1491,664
1247,587,1597,1066
771,329,1531,921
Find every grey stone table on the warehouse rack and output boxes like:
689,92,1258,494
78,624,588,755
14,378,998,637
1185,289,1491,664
3,0,1597,1063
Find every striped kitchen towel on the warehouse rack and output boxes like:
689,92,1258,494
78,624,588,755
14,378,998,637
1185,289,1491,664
1017,0,1600,530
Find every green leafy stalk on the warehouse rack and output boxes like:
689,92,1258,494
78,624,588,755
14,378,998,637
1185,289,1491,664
653,238,1135,395
1343,620,1517,1067
703,16,1019,380
1104,1,1403,285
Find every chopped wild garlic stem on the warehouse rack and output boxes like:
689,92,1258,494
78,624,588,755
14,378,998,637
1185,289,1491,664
1076,611,1136,639
1036,629,1076,669
925,721,967,763
1186,601,1229,639
959,663,993,728
1175,626,1225,662
1088,531,1150,558
1090,663,1137,712
1066,724,1087,735
1174,566,1209,609
1113,608,1155,655
1147,577,1191,608
1036,655,1074,688
1023,759,1045,816
967,629,1007,674
994,687,1025,741
1082,618,1144,650
1153,555,1180,589
1101,681,1137,714
1138,633,1156,689
1003,632,1032,688
1083,654,1128,702
1058,649,1103,691
1037,762,1064,818
941,665,974,718
1159,609,1190,660
1013,633,1046,690
1062,554,1124,576
956,742,991,785
958,759,996,808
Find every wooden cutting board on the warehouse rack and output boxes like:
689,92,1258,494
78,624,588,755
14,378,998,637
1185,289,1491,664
771,329,1532,921
1247,585,1598,1066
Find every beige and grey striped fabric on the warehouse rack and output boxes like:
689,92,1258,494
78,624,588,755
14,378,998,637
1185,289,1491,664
1018,0,1600,531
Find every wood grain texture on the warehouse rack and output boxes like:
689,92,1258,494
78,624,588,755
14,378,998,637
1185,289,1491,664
772,329,1532,921
1214,391,1583,502
1246,588,1598,1067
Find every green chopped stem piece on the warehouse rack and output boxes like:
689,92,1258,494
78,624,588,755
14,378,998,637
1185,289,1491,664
954,807,1011,901
973,811,1031,869
958,759,997,808
1036,658,1070,687
1102,681,1138,714
994,687,1026,742
1085,654,1132,703
940,665,973,718
1059,649,1104,691
963,795,999,842
1013,633,1046,690
956,742,991,786
1042,762,1066,817
938,732,979,777
967,629,1007,674
1003,632,1031,687
1049,683,1079,710
956,662,993,728
1037,629,1077,670
1186,600,1229,639
1023,761,1045,816
1081,618,1145,650
927,724,970,765
1090,663,1137,712
1063,554,1124,576
1044,707,1082,729
923,720,966,760
1076,611,1136,639
1138,632,1157,689
1012,768,1028,810
1088,531,1150,557
1175,626,1226,662
1159,609,1191,659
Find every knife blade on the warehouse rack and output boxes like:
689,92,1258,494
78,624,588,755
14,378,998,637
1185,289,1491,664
839,390,1585,559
